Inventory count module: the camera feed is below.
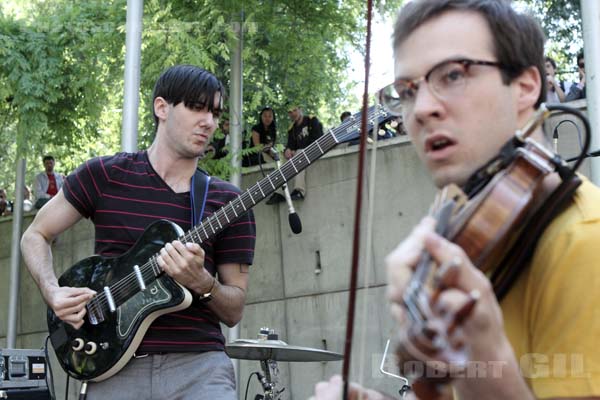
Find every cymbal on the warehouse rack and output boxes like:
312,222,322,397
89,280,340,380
225,339,344,362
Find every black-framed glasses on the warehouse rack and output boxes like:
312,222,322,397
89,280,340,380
377,58,504,115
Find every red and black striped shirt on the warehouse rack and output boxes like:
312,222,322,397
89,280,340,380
63,151,256,353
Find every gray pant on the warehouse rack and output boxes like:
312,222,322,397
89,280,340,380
86,352,236,400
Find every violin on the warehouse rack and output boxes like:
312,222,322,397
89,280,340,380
395,103,591,399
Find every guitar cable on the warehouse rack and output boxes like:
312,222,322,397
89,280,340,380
244,371,261,400
44,335,57,400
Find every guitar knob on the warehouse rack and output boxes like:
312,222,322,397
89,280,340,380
72,338,85,352
84,342,98,355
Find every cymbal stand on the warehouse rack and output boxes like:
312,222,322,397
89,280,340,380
256,359,285,400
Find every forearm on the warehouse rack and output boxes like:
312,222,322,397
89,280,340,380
454,340,534,400
21,227,59,301
565,86,583,102
205,279,246,327
555,85,566,102
251,131,261,147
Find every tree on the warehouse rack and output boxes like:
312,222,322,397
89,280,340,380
0,0,402,195
516,0,583,80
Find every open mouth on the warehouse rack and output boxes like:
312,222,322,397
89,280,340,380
426,136,455,153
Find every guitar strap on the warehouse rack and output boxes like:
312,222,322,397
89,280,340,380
191,168,211,227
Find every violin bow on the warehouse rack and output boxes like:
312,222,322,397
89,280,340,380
341,0,375,397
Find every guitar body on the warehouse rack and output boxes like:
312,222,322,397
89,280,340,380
47,219,192,382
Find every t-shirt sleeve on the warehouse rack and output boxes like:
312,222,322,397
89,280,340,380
62,157,106,219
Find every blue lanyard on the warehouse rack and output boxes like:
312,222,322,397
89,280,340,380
190,171,210,227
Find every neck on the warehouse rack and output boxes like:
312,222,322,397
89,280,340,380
147,141,199,193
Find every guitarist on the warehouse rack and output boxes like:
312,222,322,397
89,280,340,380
21,65,256,399
312,0,600,399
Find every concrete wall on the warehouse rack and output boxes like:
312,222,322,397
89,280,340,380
0,214,94,398
1,100,592,399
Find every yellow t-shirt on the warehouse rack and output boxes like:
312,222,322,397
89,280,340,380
501,177,600,398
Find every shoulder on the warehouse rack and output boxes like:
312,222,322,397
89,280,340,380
208,176,243,197
530,177,600,279
542,178,600,240
76,151,147,175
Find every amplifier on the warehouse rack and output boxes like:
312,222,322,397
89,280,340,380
0,349,47,390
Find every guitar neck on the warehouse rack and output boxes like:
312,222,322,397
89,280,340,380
180,129,340,246
179,104,390,247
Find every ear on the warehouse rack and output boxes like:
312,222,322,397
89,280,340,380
513,65,542,113
153,96,169,123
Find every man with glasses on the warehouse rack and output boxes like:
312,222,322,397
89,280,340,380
566,51,586,102
312,1,600,399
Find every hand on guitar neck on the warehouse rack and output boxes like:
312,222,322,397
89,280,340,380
156,240,214,297
386,217,521,399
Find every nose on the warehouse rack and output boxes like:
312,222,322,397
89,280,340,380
202,112,218,130
411,80,445,123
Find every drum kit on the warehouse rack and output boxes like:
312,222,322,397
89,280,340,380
226,328,343,400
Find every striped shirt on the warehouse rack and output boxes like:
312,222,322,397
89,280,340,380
63,151,256,353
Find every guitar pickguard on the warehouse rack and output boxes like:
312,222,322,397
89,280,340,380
117,278,172,339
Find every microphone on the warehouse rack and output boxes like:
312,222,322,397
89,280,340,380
272,149,302,234
282,180,302,234
264,146,280,161
553,128,559,153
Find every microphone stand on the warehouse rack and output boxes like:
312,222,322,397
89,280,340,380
265,147,302,234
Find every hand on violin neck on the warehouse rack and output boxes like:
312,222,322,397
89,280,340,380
386,216,437,304
386,215,517,391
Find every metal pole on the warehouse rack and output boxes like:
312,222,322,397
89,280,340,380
121,0,143,152
581,0,600,185
6,158,26,348
228,12,244,391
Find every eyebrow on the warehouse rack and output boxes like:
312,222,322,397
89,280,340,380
395,56,472,81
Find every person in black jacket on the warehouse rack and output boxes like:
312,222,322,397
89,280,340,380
284,105,323,200
565,51,586,101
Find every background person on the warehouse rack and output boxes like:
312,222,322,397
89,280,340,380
33,155,64,209
284,105,323,200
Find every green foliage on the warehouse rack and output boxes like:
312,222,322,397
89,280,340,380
0,0,403,197
0,0,125,195
517,0,583,80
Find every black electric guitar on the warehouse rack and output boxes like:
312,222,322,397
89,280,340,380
47,105,393,382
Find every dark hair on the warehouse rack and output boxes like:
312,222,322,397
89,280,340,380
257,107,277,141
545,56,557,70
393,0,546,107
43,155,54,162
340,111,352,122
152,65,224,131
577,51,584,65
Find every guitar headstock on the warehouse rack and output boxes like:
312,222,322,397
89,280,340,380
332,103,396,144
